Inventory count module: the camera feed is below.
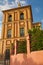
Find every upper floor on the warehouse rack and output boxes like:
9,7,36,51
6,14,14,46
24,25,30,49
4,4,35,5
1,5,41,39
2,5,33,23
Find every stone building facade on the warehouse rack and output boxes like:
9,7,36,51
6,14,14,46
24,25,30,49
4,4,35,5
0,5,41,58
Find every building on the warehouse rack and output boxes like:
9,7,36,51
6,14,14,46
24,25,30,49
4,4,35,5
0,4,41,60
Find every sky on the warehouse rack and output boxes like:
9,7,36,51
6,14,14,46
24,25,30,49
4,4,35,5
0,0,43,37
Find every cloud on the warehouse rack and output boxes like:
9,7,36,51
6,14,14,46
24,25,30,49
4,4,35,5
35,7,40,13
0,0,27,11
20,1,27,6
0,0,27,21
15,0,18,3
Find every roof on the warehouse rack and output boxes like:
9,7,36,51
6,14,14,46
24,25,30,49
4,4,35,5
33,22,41,25
2,5,31,12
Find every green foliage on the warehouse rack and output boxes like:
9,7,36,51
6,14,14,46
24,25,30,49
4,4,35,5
28,28,43,51
16,40,27,54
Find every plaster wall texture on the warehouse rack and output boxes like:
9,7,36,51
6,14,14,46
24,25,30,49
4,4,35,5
10,51,43,65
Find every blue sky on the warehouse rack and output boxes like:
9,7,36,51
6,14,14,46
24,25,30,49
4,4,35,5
0,0,43,37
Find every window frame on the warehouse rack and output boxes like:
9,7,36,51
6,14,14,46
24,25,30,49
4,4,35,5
20,27,25,37
20,13,24,20
8,15,12,22
7,29,11,38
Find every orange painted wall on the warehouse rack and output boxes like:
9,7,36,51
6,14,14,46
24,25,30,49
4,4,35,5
10,51,43,65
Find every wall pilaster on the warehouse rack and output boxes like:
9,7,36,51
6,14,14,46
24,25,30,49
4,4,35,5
12,23,14,38
26,35,30,54
25,21,28,36
15,40,16,55
4,24,7,38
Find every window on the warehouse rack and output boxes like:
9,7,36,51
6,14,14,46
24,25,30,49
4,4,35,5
20,28,24,37
20,13,24,20
8,15,12,22
7,29,11,38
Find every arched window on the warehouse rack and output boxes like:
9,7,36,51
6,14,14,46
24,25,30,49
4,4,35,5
20,13,24,20
8,15,12,22
7,29,11,38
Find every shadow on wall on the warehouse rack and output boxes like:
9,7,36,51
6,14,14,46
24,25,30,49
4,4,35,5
10,54,43,65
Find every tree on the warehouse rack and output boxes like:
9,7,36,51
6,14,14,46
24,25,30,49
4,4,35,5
16,40,27,54
28,28,43,51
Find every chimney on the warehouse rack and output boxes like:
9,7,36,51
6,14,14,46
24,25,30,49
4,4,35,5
18,2,21,7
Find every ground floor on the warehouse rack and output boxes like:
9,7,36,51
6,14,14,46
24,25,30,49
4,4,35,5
0,36,30,65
